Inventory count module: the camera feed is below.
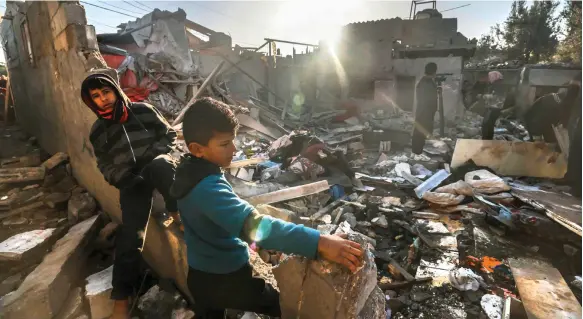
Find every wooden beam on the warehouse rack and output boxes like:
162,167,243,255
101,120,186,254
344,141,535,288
41,152,69,170
0,167,45,184
509,257,582,319
246,181,329,206
172,61,225,126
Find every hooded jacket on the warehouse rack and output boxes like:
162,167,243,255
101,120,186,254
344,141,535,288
81,73,177,189
169,154,320,274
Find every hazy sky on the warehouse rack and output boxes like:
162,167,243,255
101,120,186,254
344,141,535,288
2,1,521,62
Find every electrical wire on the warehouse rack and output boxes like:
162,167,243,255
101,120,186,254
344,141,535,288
122,0,151,13
79,1,140,19
87,18,118,30
97,0,147,16
134,1,155,11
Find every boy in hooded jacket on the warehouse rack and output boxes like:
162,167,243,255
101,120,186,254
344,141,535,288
80,73,178,319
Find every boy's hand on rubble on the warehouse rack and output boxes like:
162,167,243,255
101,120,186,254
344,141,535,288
317,234,363,273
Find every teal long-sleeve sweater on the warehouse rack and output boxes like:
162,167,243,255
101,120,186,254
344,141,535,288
170,155,321,274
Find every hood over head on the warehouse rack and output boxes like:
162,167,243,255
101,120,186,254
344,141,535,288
81,73,131,123
169,154,223,199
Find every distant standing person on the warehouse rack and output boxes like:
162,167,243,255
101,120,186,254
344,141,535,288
412,62,438,154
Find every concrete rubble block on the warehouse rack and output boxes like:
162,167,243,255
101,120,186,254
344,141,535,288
85,265,114,319
273,233,379,319
357,286,386,319
68,192,96,224
137,285,177,319
55,287,84,319
255,204,300,223
0,273,23,297
1,216,100,319
50,2,87,37
0,228,57,261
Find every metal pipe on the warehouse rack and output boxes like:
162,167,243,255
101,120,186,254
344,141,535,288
264,38,318,48
172,61,225,126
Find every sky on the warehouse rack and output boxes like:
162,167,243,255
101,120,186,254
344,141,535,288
1,0,519,62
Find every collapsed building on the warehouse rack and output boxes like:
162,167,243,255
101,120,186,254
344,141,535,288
0,1,581,319
316,8,476,122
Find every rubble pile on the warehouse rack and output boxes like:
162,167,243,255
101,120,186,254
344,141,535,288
206,100,581,318
0,125,120,319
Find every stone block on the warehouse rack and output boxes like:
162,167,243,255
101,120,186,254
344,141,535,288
137,285,177,319
85,265,114,319
55,287,84,319
358,286,386,319
0,228,57,261
273,233,378,319
0,274,23,297
68,192,96,224
1,216,100,319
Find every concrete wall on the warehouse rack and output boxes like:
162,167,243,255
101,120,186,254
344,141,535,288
1,0,191,300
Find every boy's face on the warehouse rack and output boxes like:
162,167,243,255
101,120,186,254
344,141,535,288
188,131,236,168
88,86,117,113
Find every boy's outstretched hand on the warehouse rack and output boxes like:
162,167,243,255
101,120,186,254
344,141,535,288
317,234,364,273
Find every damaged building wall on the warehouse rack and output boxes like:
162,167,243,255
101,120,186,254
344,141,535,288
0,0,192,300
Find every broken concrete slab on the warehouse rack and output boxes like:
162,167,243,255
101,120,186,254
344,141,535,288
451,139,567,178
273,233,378,319
1,216,100,319
55,287,84,319
357,286,385,319
256,204,300,223
137,285,177,319
0,273,22,297
0,228,57,261
509,257,582,319
85,265,114,319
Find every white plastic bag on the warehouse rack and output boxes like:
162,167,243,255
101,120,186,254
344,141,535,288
422,191,465,206
465,170,510,194
449,267,486,291
435,180,475,196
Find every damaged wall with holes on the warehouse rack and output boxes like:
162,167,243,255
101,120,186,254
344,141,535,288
0,0,191,298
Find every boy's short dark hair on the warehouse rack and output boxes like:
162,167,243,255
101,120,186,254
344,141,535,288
183,97,239,146
425,62,437,75
85,77,114,91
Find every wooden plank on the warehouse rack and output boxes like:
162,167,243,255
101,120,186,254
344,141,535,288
451,139,567,178
509,257,582,319
41,152,69,170
0,167,46,184
511,187,581,236
246,180,329,206
0,201,45,220
0,151,42,168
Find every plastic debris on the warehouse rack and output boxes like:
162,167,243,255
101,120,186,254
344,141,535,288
414,169,451,198
449,267,486,291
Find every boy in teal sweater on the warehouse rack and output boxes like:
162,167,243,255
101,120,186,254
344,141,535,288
170,97,363,318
